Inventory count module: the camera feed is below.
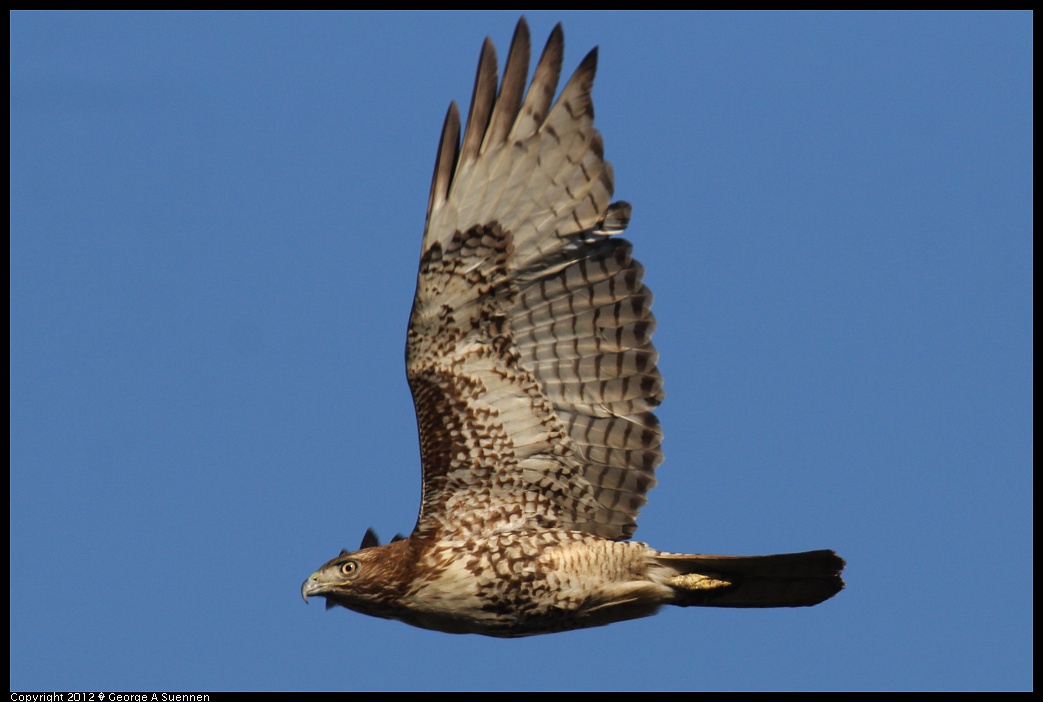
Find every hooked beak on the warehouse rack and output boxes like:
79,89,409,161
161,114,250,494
301,572,339,610
301,572,323,603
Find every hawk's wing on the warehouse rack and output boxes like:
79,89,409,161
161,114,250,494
406,19,663,542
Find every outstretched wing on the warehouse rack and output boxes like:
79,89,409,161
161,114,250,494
406,19,663,543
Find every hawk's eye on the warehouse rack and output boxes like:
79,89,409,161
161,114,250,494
339,559,360,577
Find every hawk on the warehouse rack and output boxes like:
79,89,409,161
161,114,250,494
301,18,845,637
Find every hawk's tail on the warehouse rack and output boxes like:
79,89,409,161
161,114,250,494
656,549,845,608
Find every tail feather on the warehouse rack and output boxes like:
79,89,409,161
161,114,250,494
656,549,845,608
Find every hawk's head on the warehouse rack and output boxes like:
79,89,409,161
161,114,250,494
301,529,415,614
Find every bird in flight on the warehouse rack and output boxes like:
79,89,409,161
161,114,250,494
301,18,845,637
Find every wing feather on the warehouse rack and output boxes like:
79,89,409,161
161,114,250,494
483,19,530,152
458,38,498,169
425,103,460,226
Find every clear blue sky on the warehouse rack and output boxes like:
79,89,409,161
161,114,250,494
10,11,1031,692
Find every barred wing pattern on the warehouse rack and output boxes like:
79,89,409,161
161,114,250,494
406,20,664,542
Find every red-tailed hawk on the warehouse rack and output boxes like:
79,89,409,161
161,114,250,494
301,18,844,637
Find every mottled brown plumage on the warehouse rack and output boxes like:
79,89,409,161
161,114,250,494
301,18,845,637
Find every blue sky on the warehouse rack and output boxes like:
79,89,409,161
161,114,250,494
10,11,1031,692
